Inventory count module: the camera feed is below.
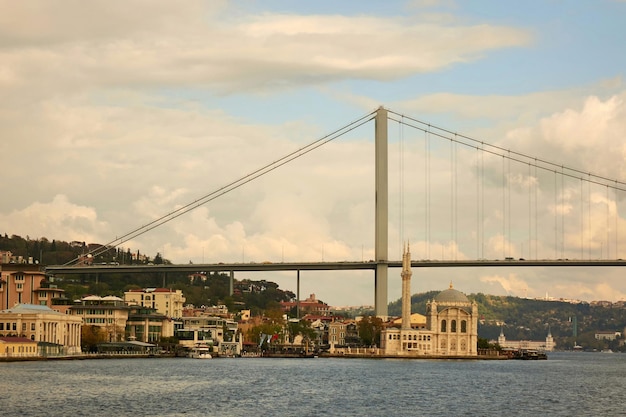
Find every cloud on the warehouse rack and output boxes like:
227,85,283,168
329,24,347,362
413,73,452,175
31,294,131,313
480,273,529,296
0,195,109,242
1,2,625,307
0,1,531,100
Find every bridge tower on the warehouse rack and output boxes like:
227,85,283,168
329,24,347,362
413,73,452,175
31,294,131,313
375,106,389,317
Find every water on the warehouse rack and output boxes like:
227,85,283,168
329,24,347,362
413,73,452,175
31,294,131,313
1,352,624,416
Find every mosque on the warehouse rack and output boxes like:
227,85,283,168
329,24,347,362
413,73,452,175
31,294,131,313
380,244,479,357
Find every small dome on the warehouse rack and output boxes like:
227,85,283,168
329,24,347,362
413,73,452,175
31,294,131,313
434,283,469,304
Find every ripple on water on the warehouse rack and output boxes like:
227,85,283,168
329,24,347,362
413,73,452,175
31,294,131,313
2,353,625,416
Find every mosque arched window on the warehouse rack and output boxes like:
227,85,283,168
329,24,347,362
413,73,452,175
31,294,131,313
441,320,446,332
451,320,457,333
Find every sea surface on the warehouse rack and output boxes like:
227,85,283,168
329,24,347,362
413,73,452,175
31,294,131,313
1,352,624,416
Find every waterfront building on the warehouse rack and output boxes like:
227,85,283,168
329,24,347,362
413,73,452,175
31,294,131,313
124,288,185,319
0,304,82,355
0,336,39,358
177,315,242,356
497,327,555,351
125,306,174,342
0,264,65,310
328,320,346,347
69,295,129,342
380,244,478,357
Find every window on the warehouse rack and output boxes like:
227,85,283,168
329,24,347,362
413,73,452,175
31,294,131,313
31,323,35,331
441,320,447,332
461,320,467,333
451,320,457,333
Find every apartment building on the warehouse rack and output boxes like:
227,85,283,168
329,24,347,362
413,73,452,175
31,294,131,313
124,288,185,318
69,295,130,342
0,264,64,309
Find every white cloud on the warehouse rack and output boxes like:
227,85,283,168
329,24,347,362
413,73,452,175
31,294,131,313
0,195,109,243
480,273,529,296
0,1,531,101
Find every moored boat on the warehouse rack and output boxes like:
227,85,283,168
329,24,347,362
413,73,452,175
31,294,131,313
188,343,212,359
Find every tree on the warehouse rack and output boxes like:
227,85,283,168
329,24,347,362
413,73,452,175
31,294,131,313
81,325,108,352
477,337,500,350
358,316,384,347
287,320,317,344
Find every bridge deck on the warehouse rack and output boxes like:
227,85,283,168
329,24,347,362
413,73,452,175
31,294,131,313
45,259,626,275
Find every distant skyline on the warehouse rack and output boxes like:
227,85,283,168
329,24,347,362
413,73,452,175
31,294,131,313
2,1,626,306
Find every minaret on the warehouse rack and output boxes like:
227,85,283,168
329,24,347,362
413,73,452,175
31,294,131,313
545,327,554,352
401,242,412,330
498,326,506,346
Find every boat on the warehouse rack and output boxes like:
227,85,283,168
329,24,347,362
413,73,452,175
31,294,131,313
511,349,547,360
188,343,212,359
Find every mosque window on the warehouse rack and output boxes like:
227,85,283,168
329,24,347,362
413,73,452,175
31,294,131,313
441,320,446,332
461,320,467,333
451,320,457,333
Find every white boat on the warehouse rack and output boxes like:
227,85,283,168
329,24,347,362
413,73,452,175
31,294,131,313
189,344,213,359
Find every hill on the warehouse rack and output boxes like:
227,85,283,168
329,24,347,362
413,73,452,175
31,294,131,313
0,233,295,316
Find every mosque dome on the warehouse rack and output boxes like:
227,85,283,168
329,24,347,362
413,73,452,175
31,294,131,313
434,283,469,304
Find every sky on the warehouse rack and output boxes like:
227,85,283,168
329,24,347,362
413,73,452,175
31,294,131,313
2,0,626,307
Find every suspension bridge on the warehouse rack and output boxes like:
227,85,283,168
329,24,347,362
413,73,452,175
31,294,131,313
46,107,626,317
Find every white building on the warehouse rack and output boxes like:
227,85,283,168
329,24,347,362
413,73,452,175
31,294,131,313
497,327,555,351
177,315,242,357
380,244,479,357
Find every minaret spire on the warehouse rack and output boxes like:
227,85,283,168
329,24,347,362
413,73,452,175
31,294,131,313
401,241,412,330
